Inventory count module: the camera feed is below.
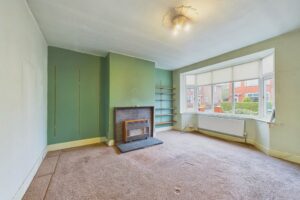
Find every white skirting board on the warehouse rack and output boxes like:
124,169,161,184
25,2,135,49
13,147,47,200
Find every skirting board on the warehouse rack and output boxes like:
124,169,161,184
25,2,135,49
268,149,300,164
247,139,300,164
246,139,270,155
47,137,107,152
196,130,300,164
15,137,109,199
197,129,245,143
13,147,47,200
107,140,114,146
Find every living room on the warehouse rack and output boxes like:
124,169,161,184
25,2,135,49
1,1,300,199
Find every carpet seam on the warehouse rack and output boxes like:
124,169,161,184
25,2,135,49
43,151,62,200
37,172,55,178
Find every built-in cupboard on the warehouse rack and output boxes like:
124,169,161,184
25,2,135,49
48,47,102,144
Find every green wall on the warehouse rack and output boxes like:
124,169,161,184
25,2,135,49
107,53,155,140
48,47,104,144
173,28,300,156
48,49,157,143
155,68,173,87
155,68,173,128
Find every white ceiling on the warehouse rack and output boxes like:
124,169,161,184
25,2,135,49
27,0,300,70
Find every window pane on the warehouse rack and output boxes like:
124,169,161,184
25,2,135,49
186,88,195,111
234,79,259,116
213,83,232,113
186,75,195,85
264,79,274,116
197,85,212,112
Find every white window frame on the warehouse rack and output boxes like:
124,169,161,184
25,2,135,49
197,84,213,113
185,86,197,112
212,81,234,114
234,78,260,117
180,48,275,122
262,74,275,118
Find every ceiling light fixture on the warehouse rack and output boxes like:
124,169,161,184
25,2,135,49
163,5,198,36
172,15,191,35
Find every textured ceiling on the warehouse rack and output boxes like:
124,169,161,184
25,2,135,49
27,0,300,70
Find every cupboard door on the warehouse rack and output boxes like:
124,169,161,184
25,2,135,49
79,65,100,139
55,65,79,143
48,65,55,144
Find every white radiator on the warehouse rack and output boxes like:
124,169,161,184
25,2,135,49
197,115,245,138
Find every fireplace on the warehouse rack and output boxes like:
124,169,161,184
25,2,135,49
114,106,154,144
123,119,150,142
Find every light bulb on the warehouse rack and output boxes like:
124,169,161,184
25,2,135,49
184,23,191,32
175,23,182,30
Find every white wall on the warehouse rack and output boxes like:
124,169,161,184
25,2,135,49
0,0,47,199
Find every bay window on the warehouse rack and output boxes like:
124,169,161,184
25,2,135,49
182,50,275,120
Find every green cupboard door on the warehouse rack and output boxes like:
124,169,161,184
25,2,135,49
79,65,100,139
48,65,56,144
54,65,80,143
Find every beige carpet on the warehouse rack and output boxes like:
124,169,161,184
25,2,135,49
23,131,300,200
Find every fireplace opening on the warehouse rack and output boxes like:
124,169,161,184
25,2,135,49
114,106,154,144
123,119,150,143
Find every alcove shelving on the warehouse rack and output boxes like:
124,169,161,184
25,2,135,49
155,84,176,127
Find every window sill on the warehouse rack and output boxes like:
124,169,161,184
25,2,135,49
181,112,274,124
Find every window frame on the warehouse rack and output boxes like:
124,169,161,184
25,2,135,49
180,49,275,122
185,86,197,112
197,84,213,113
233,78,260,117
212,81,233,114
262,75,275,118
